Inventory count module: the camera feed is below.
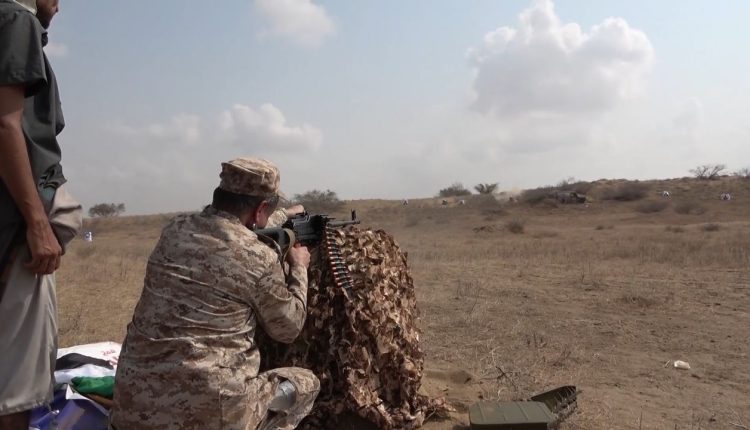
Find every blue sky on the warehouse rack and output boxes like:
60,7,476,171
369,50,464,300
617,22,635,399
46,0,750,213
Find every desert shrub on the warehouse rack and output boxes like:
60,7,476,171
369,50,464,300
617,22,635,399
674,201,707,215
665,225,685,233
702,223,720,232
293,189,344,213
595,225,605,230
438,182,471,198
690,164,726,180
556,177,593,194
521,187,554,205
635,200,669,214
88,203,125,217
474,183,499,194
599,182,648,201
471,194,504,211
735,167,750,179
505,219,525,234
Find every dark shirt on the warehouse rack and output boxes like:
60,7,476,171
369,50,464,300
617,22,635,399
0,0,66,267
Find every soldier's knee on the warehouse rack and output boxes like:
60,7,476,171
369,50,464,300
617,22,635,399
292,368,320,399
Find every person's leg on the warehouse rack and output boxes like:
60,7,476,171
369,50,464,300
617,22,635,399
0,247,57,423
258,367,320,430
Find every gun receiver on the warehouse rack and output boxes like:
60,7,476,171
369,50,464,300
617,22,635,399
254,210,360,253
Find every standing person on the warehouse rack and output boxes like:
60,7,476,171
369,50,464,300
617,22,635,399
110,158,320,430
0,0,82,429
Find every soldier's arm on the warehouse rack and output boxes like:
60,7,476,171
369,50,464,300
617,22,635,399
0,85,61,274
266,208,288,228
266,204,305,228
253,259,308,344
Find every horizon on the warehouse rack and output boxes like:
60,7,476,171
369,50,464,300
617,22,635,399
48,0,750,214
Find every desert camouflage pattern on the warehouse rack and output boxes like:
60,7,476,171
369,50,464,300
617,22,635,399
220,157,281,198
110,206,318,430
266,207,289,228
259,228,452,429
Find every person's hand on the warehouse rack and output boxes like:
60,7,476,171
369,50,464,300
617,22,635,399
25,218,62,274
287,243,310,269
286,204,305,217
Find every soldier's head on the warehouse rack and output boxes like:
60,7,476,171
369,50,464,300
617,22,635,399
212,157,283,228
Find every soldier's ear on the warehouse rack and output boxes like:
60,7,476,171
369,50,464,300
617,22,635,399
251,200,271,226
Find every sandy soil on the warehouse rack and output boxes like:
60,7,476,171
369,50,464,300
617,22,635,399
56,177,750,429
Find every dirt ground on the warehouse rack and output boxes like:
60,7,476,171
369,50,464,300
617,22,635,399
56,177,750,429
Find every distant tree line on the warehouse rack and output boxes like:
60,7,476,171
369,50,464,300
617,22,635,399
88,203,126,217
436,182,499,198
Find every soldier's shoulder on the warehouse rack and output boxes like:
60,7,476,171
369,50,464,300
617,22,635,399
0,2,40,28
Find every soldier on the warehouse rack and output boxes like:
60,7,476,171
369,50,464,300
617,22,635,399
0,1,83,429
110,158,320,430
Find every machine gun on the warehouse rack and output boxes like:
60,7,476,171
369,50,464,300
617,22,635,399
254,210,360,255
254,210,361,289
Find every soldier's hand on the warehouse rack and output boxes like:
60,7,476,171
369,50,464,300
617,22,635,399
25,218,62,275
287,243,310,268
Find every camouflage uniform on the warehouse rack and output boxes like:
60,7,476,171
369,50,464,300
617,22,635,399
110,158,319,430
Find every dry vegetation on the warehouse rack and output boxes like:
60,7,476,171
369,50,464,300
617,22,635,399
56,177,750,429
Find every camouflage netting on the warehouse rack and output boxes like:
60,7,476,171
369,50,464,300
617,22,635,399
258,228,451,429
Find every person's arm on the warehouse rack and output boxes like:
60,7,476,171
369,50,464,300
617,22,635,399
266,204,305,228
0,84,61,274
253,244,310,343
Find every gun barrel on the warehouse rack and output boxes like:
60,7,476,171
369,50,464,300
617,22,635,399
327,219,361,228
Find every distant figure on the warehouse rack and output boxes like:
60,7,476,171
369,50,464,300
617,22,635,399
661,191,671,198
83,231,93,243
721,193,732,201
441,199,448,206
508,196,517,203
458,199,466,205
402,199,409,206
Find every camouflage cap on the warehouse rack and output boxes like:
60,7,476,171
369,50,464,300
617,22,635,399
219,157,284,198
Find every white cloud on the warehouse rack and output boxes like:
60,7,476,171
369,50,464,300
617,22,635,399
254,0,335,47
468,0,653,117
110,103,321,152
219,104,322,151
44,42,69,58
68,103,323,213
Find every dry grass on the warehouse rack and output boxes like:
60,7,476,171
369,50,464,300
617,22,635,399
701,223,721,232
634,200,669,214
599,182,649,201
55,177,750,430
505,219,525,234
674,201,708,215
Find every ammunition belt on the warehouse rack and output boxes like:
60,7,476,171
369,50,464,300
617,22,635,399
323,227,354,289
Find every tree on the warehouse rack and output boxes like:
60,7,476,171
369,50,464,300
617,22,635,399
88,203,126,217
437,182,471,198
735,167,750,179
474,183,499,195
690,164,726,180
293,189,343,213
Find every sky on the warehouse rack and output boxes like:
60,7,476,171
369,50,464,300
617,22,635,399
45,0,750,214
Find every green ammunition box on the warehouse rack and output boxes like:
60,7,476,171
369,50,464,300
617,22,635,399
469,401,556,430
